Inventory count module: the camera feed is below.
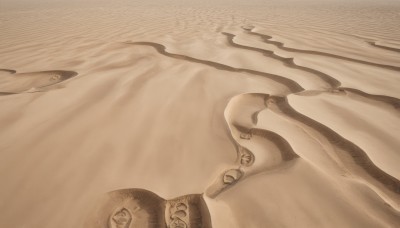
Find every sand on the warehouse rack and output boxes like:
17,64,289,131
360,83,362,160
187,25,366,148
0,0,399,227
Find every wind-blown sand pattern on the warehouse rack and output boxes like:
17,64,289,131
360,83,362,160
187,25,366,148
1,0,400,227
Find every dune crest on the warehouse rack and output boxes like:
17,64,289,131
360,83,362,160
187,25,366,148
1,0,400,227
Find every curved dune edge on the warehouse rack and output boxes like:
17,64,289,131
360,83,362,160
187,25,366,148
268,95,400,208
0,69,78,95
85,28,400,226
340,87,400,110
222,32,400,110
222,32,341,88
243,27,400,72
208,92,400,211
123,41,304,93
122,39,400,205
125,40,400,111
368,41,400,53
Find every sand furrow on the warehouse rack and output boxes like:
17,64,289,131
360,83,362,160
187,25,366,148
222,32,400,113
245,28,400,72
222,32,341,88
2,2,400,226
368,41,400,53
267,95,400,207
341,87,400,110
295,88,400,112
123,42,304,93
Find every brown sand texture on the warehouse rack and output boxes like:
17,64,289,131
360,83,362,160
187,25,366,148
1,0,400,227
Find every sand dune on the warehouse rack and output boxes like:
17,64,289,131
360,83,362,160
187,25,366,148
367,41,400,53
1,0,400,227
245,28,400,72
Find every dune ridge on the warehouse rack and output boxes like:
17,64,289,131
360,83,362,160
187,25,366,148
124,41,304,93
89,26,400,226
1,1,400,227
368,41,400,53
122,31,400,209
244,28,400,72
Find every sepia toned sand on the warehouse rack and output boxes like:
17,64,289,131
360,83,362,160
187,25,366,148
0,0,400,227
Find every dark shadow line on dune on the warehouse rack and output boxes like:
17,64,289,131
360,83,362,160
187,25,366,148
222,33,400,110
341,87,400,110
245,29,400,72
234,124,299,161
271,96,400,195
123,41,304,93
368,42,400,54
222,32,341,88
0,69,17,74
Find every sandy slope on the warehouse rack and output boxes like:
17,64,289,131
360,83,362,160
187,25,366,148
0,0,400,227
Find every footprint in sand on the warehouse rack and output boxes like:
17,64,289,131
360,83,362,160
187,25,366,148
110,208,132,228
86,189,212,228
239,132,252,140
238,146,254,166
168,200,189,227
223,169,243,184
169,217,187,228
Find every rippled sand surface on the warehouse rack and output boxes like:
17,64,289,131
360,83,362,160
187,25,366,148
1,0,400,227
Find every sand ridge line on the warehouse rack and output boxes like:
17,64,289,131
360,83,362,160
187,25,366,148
367,41,400,54
340,87,400,110
267,95,400,208
221,32,400,111
295,88,400,112
222,32,341,88
125,40,400,112
223,30,400,112
123,41,304,93
89,35,400,215
122,39,400,203
0,69,17,74
244,28,400,72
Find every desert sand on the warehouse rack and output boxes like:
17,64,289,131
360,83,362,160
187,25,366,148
0,0,400,227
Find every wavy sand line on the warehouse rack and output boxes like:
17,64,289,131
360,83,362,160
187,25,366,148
267,96,400,207
124,42,304,93
0,69,17,74
221,34,400,111
124,39,399,207
295,88,400,112
245,28,400,72
368,41,400,53
341,87,400,110
222,32,341,88
125,41,399,113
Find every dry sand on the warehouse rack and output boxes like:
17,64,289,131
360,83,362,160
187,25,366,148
0,0,400,227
